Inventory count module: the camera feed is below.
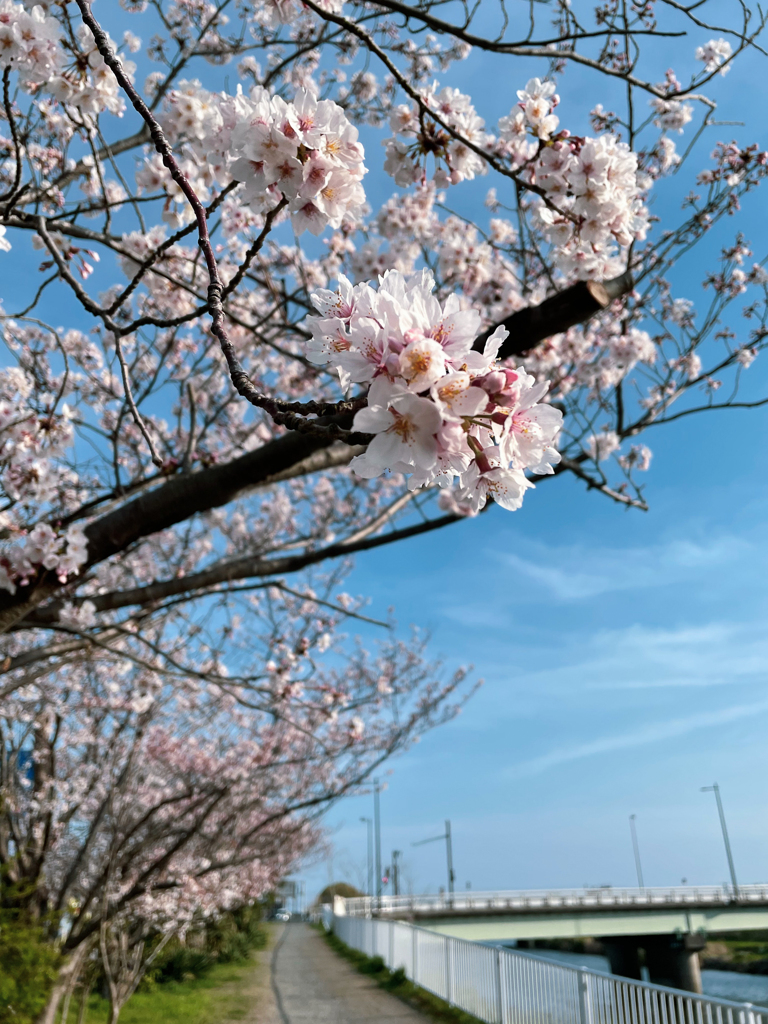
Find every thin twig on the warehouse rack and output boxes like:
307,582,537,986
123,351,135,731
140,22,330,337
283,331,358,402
0,67,23,209
114,332,164,469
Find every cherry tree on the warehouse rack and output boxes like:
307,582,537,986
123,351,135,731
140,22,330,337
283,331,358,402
1,0,768,1015
2,578,468,1021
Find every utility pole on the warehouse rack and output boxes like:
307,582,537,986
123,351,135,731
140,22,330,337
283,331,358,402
392,850,401,896
374,779,382,902
360,817,373,896
412,818,455,903
445,819,455,897
629,814,645,888
701,783,739,897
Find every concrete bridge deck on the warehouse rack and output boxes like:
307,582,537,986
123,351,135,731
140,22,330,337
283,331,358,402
345,884,768,940
349,883,768,919
337,884,768,993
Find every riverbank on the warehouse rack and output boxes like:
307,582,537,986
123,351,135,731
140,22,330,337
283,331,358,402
702,935,768,975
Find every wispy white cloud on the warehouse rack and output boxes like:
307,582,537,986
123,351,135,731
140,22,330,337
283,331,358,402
504,696,768,778
499,534,751,601
515,620,768,693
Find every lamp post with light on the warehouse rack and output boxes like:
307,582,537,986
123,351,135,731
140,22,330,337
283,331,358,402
701,783,739,898
413,819,455,905
629,814,645,888
360,816,373,897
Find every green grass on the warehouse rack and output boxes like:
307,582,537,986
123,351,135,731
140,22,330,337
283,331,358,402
320,926,487,1024
61,956,262,1024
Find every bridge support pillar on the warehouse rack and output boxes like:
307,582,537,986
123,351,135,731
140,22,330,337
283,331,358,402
644,935,704,993
602,938,642,981
602,934,705,994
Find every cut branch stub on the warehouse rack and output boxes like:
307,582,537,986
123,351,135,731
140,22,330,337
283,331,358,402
473,270,634,360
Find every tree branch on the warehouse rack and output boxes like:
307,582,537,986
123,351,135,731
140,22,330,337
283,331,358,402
474,271,635,359
22,510,466,623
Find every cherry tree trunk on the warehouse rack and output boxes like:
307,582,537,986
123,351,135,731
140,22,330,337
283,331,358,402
35,947,87,1024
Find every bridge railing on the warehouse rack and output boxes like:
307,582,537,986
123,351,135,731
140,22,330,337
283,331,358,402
329,912,766,1024
341,883,768,917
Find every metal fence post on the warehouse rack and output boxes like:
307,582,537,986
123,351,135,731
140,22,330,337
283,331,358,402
496,947,505,1024
578,970,593,1024
445,935,453,1005
740,1005,757,1024
412,925,418,985
389,919,394,968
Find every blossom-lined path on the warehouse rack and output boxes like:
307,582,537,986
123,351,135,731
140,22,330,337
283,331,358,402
270,923,427,1024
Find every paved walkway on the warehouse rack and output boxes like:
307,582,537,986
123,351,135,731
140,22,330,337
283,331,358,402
215,926,282,1024
270,923,427,1024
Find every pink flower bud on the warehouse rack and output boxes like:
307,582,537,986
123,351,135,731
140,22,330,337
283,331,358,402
475,370,507,394
383,353,401,377
401,329,423,347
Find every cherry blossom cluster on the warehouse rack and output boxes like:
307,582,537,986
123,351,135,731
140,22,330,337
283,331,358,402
534,135,648,276
0,364,88,592
383,84,490,187
0,1,63,90
0,520,87,593
498,79,651,278
49,24,135,115
0,4,133,115
157,82,366,234
498,77,558,165
696,38,733,75
256,0,344,29
521,320,657,398
305,269,562,512
652,97,693,134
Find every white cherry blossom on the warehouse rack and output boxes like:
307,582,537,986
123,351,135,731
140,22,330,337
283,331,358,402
696,38,733,75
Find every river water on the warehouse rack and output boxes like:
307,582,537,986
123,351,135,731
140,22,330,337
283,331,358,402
490,947,768,1007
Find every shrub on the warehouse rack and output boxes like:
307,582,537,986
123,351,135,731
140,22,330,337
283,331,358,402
386,967,407,989
152,945,215,983
0,909,61,1024
140,903,266,988
360,955,386,974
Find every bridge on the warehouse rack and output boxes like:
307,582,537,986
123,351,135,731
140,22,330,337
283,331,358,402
336,884,768,993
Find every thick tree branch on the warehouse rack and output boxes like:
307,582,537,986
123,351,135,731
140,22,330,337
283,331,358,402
0,429,330,631
474,271,634,359
22,510,465,624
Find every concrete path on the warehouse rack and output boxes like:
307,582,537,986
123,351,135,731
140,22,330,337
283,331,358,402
271,922,427,1024
215,924,283,1024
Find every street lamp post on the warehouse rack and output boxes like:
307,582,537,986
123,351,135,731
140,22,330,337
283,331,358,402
374,779,382,902
392,849,401,896
360,817,373,897
412,819,455,903
701,783,739,898
629,814,645,888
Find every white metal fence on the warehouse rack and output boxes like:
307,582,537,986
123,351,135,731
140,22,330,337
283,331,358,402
329,913,767,1024
342,884,768,917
